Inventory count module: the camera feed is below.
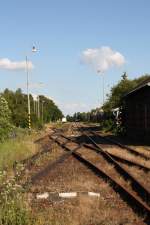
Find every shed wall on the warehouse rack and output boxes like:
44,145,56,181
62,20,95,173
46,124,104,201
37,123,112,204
124,86,150,142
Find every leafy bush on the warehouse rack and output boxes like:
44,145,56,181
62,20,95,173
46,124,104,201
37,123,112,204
101,119,115,132
0,96,13,142
0,171,33,225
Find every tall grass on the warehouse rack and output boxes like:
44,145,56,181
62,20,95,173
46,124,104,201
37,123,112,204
0,171,34,225
0,129,41,225
0,129,39,172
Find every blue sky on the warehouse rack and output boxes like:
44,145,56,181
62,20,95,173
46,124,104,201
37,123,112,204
0,0,150,115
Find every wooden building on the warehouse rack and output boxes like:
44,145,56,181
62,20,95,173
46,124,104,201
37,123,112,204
123,78,150,142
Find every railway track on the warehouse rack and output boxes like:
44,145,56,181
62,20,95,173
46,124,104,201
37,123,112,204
47,132,150,222
93,131,150,160
13,127,70,176
67,134,150,172
60,132,150,197
16,123,149,223
78,124,150,160
76,124,150,172
76,123,150,188
13,134,55,177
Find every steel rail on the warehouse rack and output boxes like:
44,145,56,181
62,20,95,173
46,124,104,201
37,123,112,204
49,134,150,219
34,134,49,144
88,130,150,171
91,130,150,161
62,133,150,172
87,145,150,172
23,137,86,188
22,129,150,221
60,133,150,204
77,123,150,160
17,124,150,221
27,145,82,185
13,129,67,179
14,129,65,169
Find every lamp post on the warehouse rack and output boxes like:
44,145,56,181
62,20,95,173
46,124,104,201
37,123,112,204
97,70,105,106
37,95,40,119
25,46,37,129
42,100,45,124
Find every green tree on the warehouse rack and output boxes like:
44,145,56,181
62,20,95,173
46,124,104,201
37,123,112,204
103,73,150,111
3,89,28,128
2,89,63,129
38,95,63,123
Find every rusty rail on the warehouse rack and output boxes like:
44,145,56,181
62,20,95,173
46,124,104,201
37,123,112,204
91,130,150,160
49,134,150,220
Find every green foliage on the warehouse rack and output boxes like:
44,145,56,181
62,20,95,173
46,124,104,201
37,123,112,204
38,95,63,124
0,129,39,171
68,73,150,135
2,89,29,128
67,108,103,123
2,89,63,129
66,115,74,122
101,73,150,134
0,95,13,142
103,73,150,111
101,118,115,132
0,170,33,225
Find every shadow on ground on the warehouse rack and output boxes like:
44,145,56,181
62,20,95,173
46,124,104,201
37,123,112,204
75,125,150,147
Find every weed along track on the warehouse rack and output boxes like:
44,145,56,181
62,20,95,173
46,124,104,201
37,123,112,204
13,129,65,180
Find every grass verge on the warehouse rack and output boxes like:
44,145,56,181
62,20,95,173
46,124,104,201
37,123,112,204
0,128,44,225
0,129,41,172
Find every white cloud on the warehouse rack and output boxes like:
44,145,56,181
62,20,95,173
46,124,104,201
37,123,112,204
81,46,125,72
0,58,34,70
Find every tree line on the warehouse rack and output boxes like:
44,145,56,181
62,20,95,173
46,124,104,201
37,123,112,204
67,73,150,126
0,88,63,141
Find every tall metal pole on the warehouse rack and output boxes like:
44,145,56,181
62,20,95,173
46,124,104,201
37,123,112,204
97,70,105,106
102,73,105,105
37,95,40,119
42,101,43,124
26,56,31,129
36,97,38,117
42,100,45,124
34,100,36,114
37,96,38,118
25,46,38,129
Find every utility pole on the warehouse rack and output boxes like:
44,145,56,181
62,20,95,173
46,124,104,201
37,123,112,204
25,46,37,129
33,98,36,114
26,56,31,130
42,100,45,124
37,95,40,119
97,70,105,106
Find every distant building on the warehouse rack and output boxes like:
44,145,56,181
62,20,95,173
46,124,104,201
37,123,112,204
62,117,67,123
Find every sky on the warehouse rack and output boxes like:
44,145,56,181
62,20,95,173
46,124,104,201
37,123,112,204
0,0,150,115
